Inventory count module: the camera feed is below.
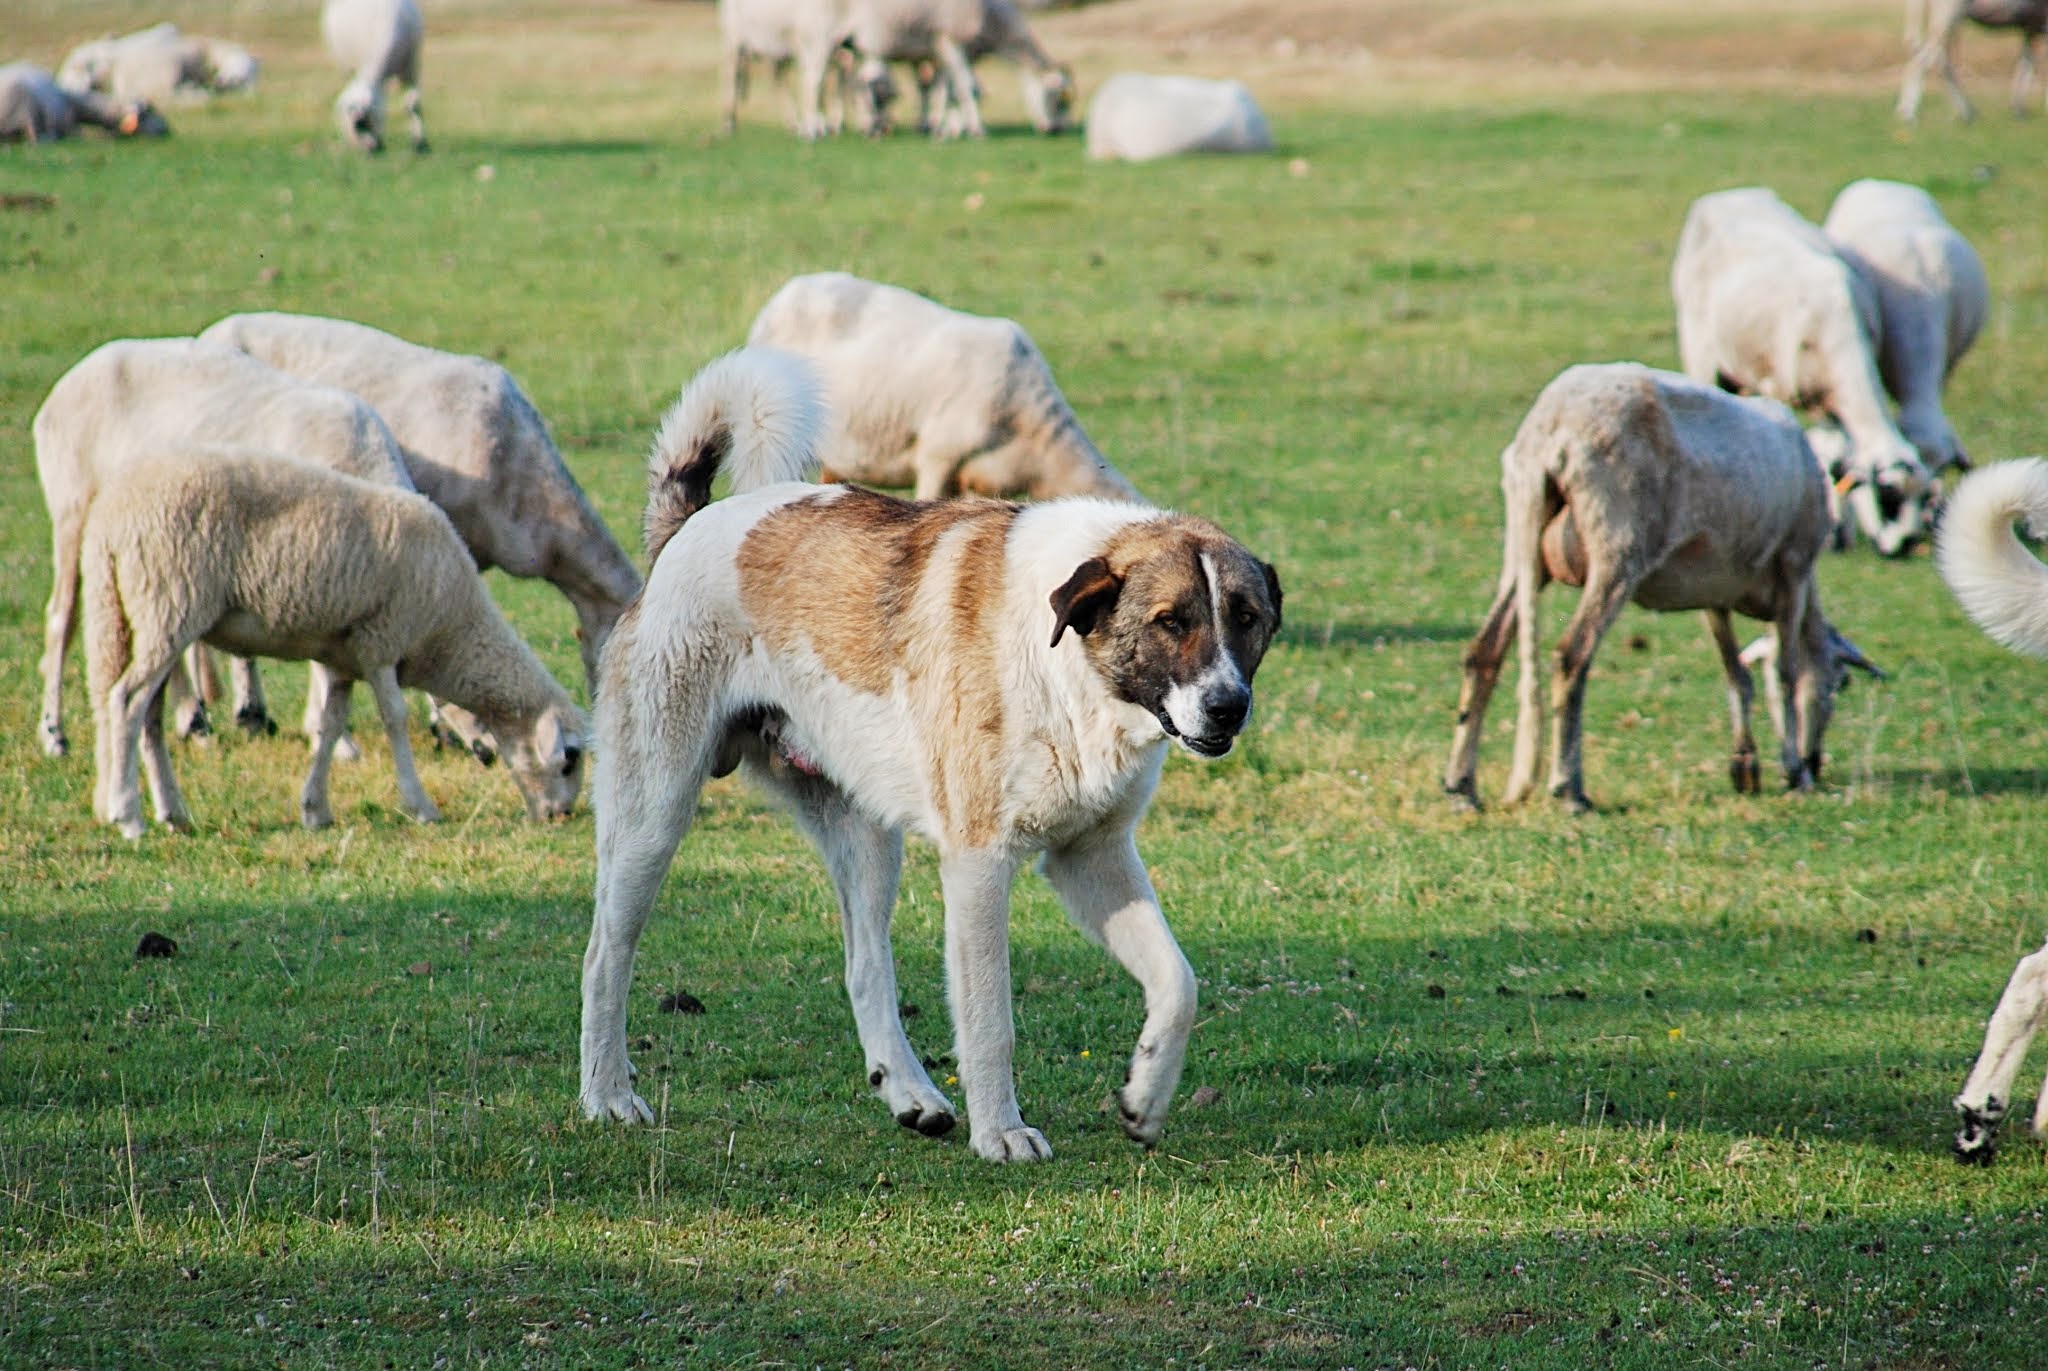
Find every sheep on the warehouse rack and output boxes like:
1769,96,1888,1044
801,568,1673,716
1934,459,2048,1160
1672,187,1932,556
0,63,167,142
1821,178,1988,552
321,0,426,153
199,312,642,700
1084,72,1273,163
844,0,1075,139
1898,0,2048,122
1443,363,1871,814
34,337,419,762
57,23,259,105
716,0,886,139
745,272,1139,502
81,447,586,839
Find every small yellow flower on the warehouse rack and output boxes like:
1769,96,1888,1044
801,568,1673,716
1668,1027,1684,1041
1080,1049,1091,1058
946,1075,958,1086
1668,1091,1677,1099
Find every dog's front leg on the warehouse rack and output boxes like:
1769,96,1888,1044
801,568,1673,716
941,847,1047,1162
1042,827,1196,1149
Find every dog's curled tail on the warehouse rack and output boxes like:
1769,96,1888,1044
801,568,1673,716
1936,457,2048,658
643,347,826,566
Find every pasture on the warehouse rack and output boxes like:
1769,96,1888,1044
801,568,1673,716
6,1,2048,1364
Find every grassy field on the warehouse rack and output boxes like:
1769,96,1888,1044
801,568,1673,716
8,2,2048,1365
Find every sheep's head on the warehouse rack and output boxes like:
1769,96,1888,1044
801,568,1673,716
1813,422,1936,558
1023,65,1075,134
502,704,588,822
116,102,170,139
205,43,259,93
57,46,112,95
335,80,384,152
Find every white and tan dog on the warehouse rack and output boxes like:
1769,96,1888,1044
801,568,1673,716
578,348,1282,1162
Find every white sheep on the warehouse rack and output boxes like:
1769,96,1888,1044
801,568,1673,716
1444,363,1867,813
846,0,1074,139
0,63,167,142
81,447,586,838
745,272,1139,501
1822,178,1987,552
716,0,879,140
1898,0,2048,122
1084,72,1272,163
1672,187,1931,555
58,23,259,105
321,0,426,153
1935,458,2048,1160
200,312,642,699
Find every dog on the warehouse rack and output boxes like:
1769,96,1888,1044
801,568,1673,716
578,348,1282,1162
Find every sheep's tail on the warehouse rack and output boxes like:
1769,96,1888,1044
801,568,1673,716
1936,458,2048,658
642,347,825,566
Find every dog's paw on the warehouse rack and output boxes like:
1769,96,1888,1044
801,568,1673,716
582,1086,655,1125
972,1125,1052,1163
868,1062,955,1138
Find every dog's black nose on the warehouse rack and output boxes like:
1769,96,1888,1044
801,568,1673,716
1203,685,1251,733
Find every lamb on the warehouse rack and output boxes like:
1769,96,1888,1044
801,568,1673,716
845,0,1074,139
716,0,884,140
1084,73,1273,163
1672,187,1931,555
1898,0,2048,122
1934,459,2048,1160
200,312,642,699
321,0,426,153
57,23,259,105
1443,363,1871,814
0,63,167,142
80,447,586,839
1821,179,1987,553
745,272,1139,501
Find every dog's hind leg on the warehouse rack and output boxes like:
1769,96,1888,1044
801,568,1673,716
1043,823,1196,1150
773,772,957,1137
939,846,1045,1162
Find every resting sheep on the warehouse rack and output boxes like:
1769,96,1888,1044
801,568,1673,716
1898,0,2048,122
321,0,426,153
846,0,1074,138
200,312,642,699
1084,73,1273,163
0,63,167,142
58,23,259,105
81,448,586,838
1672,187,1931,555
1935,459,2048,1161
745,272,1139,501
1443,363,1868,814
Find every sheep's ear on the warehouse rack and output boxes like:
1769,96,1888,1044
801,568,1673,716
1049,557,1122,648
1827,624,1886,681
536,708,568,769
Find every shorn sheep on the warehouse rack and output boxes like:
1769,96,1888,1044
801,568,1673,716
746,272,1139,501
1084,73,1273,163
200,312,642,699
0,63,167,142
81,448,587,839
1898,0,2048,122
321,0,426,153
34,338,412,760
1672,187,1932,555
716,0,868,140
58,23,259,105
1938,459,2048,1162
846,0,1074,139
1444,363,1870,814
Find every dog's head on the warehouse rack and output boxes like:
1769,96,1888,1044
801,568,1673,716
1048,517,1283,757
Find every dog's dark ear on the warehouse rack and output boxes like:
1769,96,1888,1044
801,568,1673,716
1049,557,1122,647
1259,559,1283,628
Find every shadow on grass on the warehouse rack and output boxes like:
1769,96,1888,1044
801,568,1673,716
1280,620,1471,649
1877,767,2048,798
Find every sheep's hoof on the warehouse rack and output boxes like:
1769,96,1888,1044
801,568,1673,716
235,706,276,738
301,806,334,832
1553,785,1594,816
174,702,211,740
1444,780,1481,815
1954,1100,2004,1164
1729,750,1760,794
40,726,68,759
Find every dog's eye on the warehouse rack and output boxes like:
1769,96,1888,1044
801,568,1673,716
1233,608,1259,630
1154,613,1183,634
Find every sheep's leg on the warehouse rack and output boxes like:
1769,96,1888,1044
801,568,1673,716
1773,594,1816,790
1545,570,1633,814
720,46,744,135
300,675,355,830
229,656,277,737
166,649,211,741
1704,609,1760,794
403,83,427,153
102,659,179,840
1938,28,1977,120
303,665,361,763
931,36,983,139
38,512,85,758
794,46,831,140
1955,937,2048,1163
1500,482,1551,807
138,680,193,833
1444,577,1517,811
367,666,440,824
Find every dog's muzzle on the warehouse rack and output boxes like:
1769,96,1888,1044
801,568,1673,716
1159,683,1252,758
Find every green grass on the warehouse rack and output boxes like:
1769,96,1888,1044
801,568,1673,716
8,5,2048,1365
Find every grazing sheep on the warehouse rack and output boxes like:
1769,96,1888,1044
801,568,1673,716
34,338,415,760
81,447,586,838
321,0,426,153
1898,0,2048,122
717,0,888,139
1084,72,1273,163
0,63,167,142
1672,187,1931,555
1935,459,2048,1161
745,272,1139,502
200,312,642,699
58,23,259,105
1444,363,1868,814
1822,180,1986,560
846,0,1074,138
